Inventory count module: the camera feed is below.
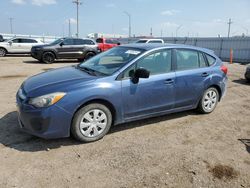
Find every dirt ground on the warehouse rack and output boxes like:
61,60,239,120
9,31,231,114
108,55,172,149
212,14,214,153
0,56,249,188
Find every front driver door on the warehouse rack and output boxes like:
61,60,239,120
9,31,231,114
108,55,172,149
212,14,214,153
121,49,175,120
57,38,76,58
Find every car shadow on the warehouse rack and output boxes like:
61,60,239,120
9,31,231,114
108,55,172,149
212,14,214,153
232,79,250,86
6,54,31,57
23,59,79,64
0,110,196,152
238,139,250,154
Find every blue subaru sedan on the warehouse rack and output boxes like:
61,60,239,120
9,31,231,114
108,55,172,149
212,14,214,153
16,44,228,142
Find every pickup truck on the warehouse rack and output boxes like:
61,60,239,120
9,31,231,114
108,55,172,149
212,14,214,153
96,38,120,52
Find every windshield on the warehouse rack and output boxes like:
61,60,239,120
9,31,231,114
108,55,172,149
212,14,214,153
50,38,64,45
78,47,145,76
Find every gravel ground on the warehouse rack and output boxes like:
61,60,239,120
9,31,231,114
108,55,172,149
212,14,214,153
0,56,249,188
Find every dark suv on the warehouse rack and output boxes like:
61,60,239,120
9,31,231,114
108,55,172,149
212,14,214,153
31,38,99,64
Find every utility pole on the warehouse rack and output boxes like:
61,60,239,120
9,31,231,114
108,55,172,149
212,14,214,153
73,0,82,38
9,17,14,34
68,19,71,37
150,27,153,36
124,11,131,38
227,18,233,38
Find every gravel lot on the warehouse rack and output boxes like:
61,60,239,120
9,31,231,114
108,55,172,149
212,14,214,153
0,56,249,188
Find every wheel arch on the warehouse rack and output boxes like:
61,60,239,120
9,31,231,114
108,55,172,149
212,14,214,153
71,98,117,127
207,84,222,101
0,46,8,53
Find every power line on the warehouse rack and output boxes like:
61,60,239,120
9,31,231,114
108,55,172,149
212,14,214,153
227,18,233,38
72,0,82,38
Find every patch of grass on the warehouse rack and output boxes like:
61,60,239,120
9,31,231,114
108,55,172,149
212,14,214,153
209,164,238,180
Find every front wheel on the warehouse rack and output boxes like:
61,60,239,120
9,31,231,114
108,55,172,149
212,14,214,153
71,103,112,142
198,87,219,114
42,52,55,64
0,48,7,57
84,52,95,61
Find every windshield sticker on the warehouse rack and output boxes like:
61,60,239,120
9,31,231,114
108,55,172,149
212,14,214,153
125,50,141,55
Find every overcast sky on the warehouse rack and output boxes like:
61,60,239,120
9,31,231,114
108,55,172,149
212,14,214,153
0,0,250,37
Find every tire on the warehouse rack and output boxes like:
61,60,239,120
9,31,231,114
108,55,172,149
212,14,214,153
71,103,112,142
0,48,7,57
197,87,219,114
42,52,55,64
84,52,95,61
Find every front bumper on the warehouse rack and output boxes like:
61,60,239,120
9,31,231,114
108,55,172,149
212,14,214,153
31,50,42,60
16,92,72,139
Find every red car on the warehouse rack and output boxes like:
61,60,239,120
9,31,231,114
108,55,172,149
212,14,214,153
96,38,120,52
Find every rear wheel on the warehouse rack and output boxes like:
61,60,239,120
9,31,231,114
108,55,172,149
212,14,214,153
71,103,112,142
0,48,7,57
198,87,219,114
42,52,55,64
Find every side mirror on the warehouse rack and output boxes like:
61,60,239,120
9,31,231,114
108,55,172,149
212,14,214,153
8,41,13,45
131,68,150,84
60,42,64,46
117,42,121,45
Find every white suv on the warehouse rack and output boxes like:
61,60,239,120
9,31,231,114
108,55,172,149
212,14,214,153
0,37,43,57
136,39,164,44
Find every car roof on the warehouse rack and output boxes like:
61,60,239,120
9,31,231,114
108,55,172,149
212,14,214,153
121,43,215,55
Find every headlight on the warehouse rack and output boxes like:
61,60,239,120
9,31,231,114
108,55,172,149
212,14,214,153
29,92,66,108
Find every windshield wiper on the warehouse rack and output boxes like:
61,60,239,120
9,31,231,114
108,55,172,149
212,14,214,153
76,64,108,76
76,65,97,76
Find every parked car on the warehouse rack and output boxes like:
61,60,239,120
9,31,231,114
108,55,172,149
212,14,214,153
31,38,99,64
245,65,250,82
0,37,43,57
136,39,164,44
0,35,4,42
16,43,227,142
96,37,120,52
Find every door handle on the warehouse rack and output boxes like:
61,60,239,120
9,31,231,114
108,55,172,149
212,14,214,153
201,72,209,77
164,79,174,84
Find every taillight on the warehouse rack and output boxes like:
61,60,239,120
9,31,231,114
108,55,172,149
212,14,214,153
220,65,228,75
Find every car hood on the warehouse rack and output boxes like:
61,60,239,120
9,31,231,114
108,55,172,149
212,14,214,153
23,66,97,97
32,44,53,48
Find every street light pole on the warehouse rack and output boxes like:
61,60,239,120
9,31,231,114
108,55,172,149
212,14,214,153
73,0,82,38
9,18,14,34
124,11,131,38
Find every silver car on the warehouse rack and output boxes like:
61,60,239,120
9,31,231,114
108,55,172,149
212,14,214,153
0,37,43,57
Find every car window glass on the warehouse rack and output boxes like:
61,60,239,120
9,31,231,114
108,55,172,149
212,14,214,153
83,39,95,45
63,39,74,45
12,39,21,43
176,49,199,71
205,54,216,66
148,40,163,43
20,39,37,43
96,38,103,43
74,39,85,45
199,52,207,68
136,50,172,75
105,39,113,44
136,40,147,43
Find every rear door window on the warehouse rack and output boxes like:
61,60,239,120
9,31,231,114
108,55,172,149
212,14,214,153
148,40,163,43
205,54,216,66
20,39,37,43
63,38,75,45
176,49,199,71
